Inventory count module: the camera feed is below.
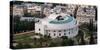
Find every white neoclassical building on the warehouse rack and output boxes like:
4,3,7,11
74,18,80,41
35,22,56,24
35,13,79,38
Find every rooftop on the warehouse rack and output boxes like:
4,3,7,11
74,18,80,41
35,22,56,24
49,16,74,24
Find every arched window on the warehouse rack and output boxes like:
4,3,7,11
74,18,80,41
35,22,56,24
39,28,40,31
64,33,66,35
69,32,70,35
54,33,56,36
59,33,61,36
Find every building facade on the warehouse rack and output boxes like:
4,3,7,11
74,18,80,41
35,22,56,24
76,5,96,24
13,5,24,17
35,13,79,38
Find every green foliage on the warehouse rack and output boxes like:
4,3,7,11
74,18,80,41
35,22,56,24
13,20,35,33
89,34,95,44
79,36,86,45
60,36,74,46
15,43,32,49
61,36,68,39
49,42,58,47
61,38,74,46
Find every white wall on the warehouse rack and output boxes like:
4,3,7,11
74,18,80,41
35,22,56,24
35,23,45,35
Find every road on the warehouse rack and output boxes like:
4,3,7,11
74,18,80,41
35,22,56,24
14,30,35,36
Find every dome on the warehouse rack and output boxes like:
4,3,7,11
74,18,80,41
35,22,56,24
41,13,77,30
49,16,73,24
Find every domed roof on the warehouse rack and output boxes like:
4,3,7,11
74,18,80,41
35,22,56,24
40,13,77,30
49,16,74,24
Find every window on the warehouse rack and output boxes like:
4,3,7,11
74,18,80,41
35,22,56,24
58,30,61,32
64,30,66,32
69,32,70,35
59,33,61,36
54,33,56,36
53,30,56,32
39,28,40,31
64,33,66,35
